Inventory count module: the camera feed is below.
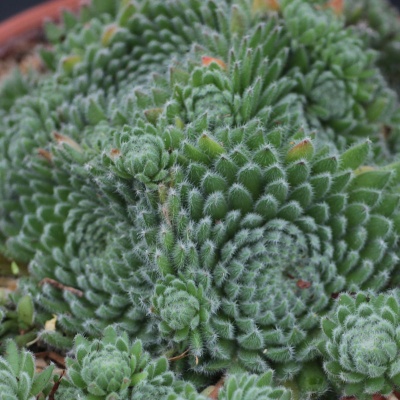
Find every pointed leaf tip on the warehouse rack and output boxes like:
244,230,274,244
340,141,371,171
321,318,336,340
109,148,121,160
144,108,163,125
17,295,34,328
201,56,227,70
382,161,400,185
118,3,137,27
53,132,82,152
354,165,375,175
31,364,54,396
61,55,81,75
252,0,280,14
286,139,314,163
101,24,118,46
38,149,53,162
325,0,344,15
198,133,225,159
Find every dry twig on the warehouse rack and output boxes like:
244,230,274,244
39,278,83,297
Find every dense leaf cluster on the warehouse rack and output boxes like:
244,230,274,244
1,0,400,398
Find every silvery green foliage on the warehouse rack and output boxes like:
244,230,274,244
108,132,172,186
0,0,400,398
0,0,398,348
147,120,400,378
218,371,292,399
344,0,400,95
0,340,54,400
64,325,186,400
321,291,400,399
160,371,293,400
51,383,85,400
164,384,206,400
152,275,213,347
130,380,203,400
290,360,330,400
343,0,400,155
279,0,398,157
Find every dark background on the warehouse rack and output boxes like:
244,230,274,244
0,0,400,21
0,0,52,21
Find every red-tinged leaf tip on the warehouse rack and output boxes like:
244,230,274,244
252,0,280,13
61,55,81,74
53,132,82,152
286,139,314,163
267,0,280,11
102,24,118,46
38,149,53,162
201,56,227,70
296,280,311,289
325,0,343,15
110,148,121,159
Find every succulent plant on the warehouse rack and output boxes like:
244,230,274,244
0,0,400,398
344,0,400,95
149,125,400,379
0,294,35,341
51,382,85,400
0,287,56,349
343,0,400,155
0,339,54,400
63,325,190,399
65,326,148,398
217,371,292,400
280,0,398,157
320,291,400,399
60,332,294,400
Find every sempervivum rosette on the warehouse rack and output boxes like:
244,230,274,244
152,275,214,346
321,291,400,399
1,0,399,349
147,103,400,379
218,371,292,400
344,0,400,95
64,326,184,399
106,129,174,186
0,1,399,397
0,340,54,400
279,0,399,157
343,0,400,155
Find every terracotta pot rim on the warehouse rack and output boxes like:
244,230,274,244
0,0,84,58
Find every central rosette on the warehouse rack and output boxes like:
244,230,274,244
81,345,132,395
148,119,352,377
346,318,396,376
214,218,335,361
